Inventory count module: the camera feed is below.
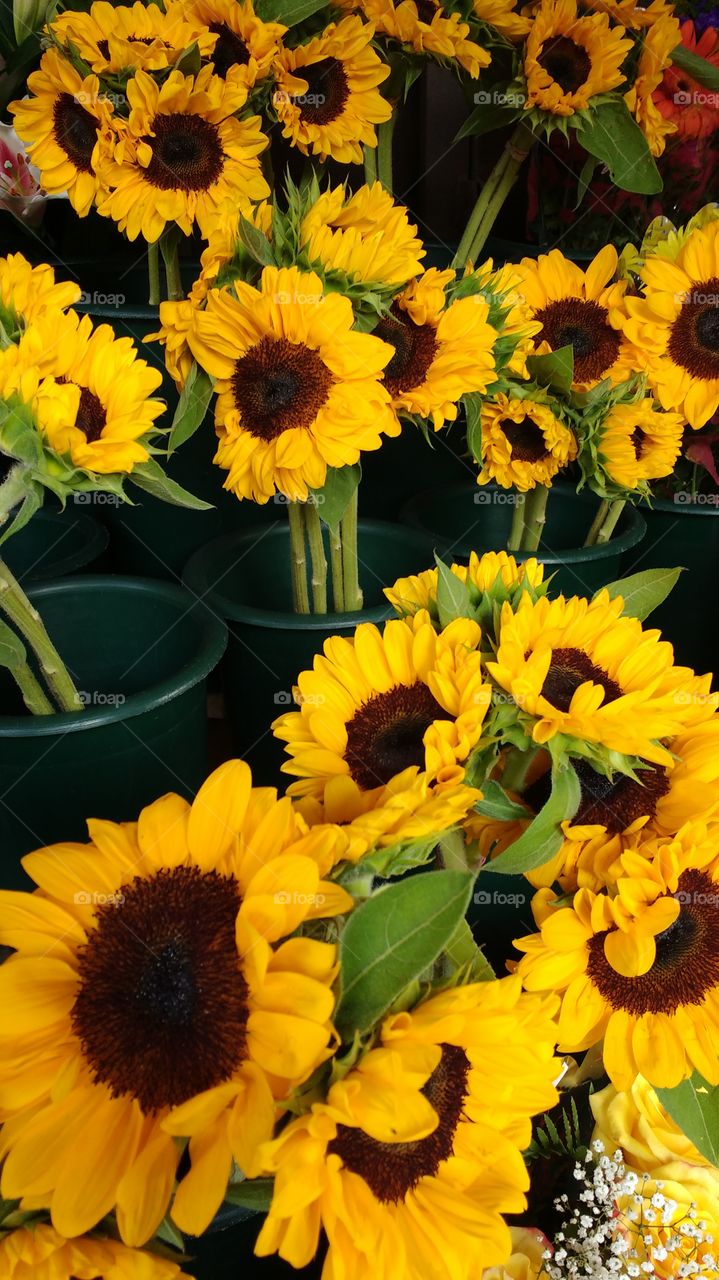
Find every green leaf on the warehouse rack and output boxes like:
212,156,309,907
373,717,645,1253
0,618,27,671
334,870,475,1040
255,0,329,24
435,556,472,628
311,463,361,534
155,1215,186,1252
670,44,719,92
526,346,574,394
224,1179,275,1211
486,762,580,875
168,364,213,454
0,483,42,549
358,831,444,879
465,391,483,464
575,155,597,210
598,567,683,621
456,96,522,141
475,780,532,823
129,458,213,510
175,40,200,75
239,216,276,267
656,1074,719,1165
574,101,662,195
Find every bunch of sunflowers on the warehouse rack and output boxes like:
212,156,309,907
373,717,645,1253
2,548,719,1279
0,250,204,714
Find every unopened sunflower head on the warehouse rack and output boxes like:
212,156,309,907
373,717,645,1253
299,181,425,296
0,251,80,342
359,0,492,77
254,976,559,1280
50,0,219,74
0,759,353,1244
385,549,547,633
624,13,682,158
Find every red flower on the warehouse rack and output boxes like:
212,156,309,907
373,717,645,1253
654,20,719,139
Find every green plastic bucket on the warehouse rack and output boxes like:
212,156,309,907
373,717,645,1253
0,576,227,887
4,507,108,583
400,483,647,599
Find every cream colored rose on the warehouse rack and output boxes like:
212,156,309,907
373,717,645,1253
591,1075,719,1173
482,1227,549,1280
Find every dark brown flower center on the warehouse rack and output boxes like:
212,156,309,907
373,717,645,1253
58,378,107,443
534,298,621,384
540,646,623,713
586,868,719,1014
329,1044,470,1203
631,427,645,459
210,22,250,77
501,417,549,463
71,866,249,1113
345,682,450,790
231,335,333,440
292,57,350,126
668,279,719,385
537,36,592,93
53,94,98,173
143,112,224,191
573,759,670,832
373,307,438,398
415,0,439,21
97,34,157,60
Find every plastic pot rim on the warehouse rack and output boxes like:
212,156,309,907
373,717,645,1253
18,508,109,581
400,482,646,563
0,575,227,737
183,519,438,631
645,494,719,518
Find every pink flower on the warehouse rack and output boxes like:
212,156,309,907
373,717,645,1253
0,121,47,223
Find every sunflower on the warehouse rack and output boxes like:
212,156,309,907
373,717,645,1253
622,218,719,428
166,0,285,88
515,826,719,1089
0,252,80,339
473,0,530,39
0,1223,189,1279
514,246,636,390
591,1073,719,1176
371,268,499,430
293,768,482,869
471,259,543,377
272,16,392,164
96,67,269,242
594,398,685,491
0,760,352,1242
1,310,164,475
483,1229,550,1280
10,51,115,217
581,0,675,29
477,393,577,491
50,1,217,74
624,14,681,157
385,550,546,619
189,265,398,503
523,0,633,117
274,611,490,801
255,978,559,1280
486,590,718,766
152,280,207,390
359,0,491,77
300,182,425,290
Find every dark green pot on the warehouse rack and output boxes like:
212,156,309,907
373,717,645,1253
621,494,719,677
4,508,108,584
183,520,438,787
359,421,469,520
183,1204,323,1278
76,302,274,580
401,483,646,598
0,576,227,887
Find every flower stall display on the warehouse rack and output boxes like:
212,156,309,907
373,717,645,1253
1,553,719,1278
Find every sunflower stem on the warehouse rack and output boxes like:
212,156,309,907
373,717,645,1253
305,502,328,614
340,488,363,612
148,242,161,307
13,659,54,715
0,558,83,713
520,484,549,552
586,498,625,547
329,525,345,612
452,122,536,269
376,115,395,193
438,828,469,871
160,228,184,302
363,142,378,185
507,492,526,551
287,502,311,615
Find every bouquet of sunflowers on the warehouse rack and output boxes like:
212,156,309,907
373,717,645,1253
0,250,207,714
1,547,719,1280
